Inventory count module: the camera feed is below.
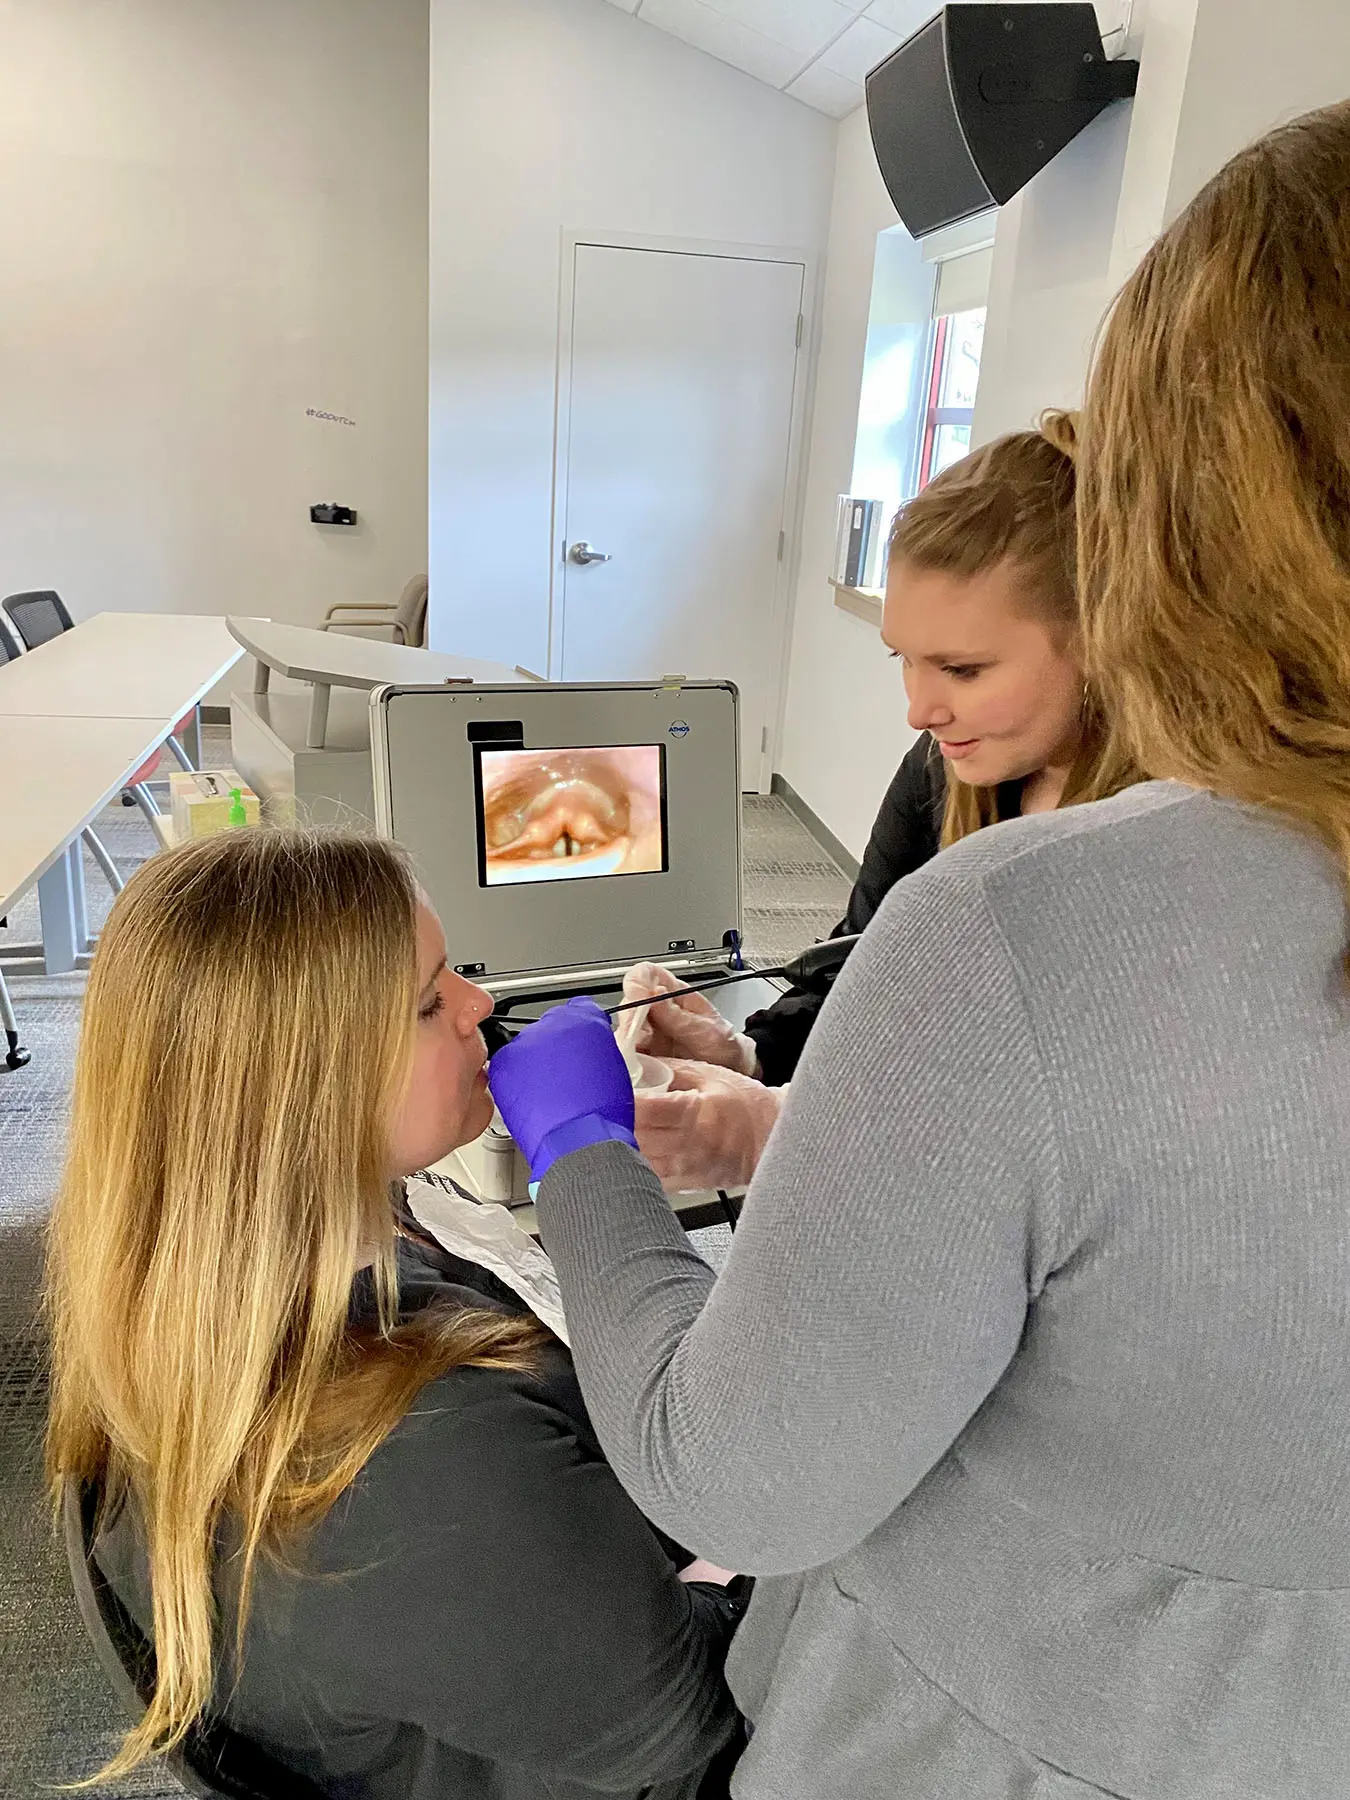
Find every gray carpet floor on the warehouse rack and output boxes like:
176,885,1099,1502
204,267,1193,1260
0,736,850,1797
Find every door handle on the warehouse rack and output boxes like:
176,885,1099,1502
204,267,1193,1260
568,541,612,565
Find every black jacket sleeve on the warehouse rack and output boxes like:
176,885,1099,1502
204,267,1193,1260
303,1355,741,1793
744,735,946,1085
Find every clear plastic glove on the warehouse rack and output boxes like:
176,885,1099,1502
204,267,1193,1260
619,962,759,1076
633,1060,785,1193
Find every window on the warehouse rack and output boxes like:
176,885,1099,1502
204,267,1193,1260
918,306,985,489
846,223,993,570
849,226,938,525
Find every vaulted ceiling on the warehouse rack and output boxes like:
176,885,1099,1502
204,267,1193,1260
598,0,941,118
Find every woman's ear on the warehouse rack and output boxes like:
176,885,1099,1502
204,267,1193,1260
1050,616,1085,663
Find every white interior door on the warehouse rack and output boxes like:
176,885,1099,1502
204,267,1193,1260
556,243,805,789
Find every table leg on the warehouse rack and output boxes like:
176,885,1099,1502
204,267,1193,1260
306,682,331,749
38,845,85,974
165,734,195,773
0,968,30,1069
186,704,203,770
71,839,89,951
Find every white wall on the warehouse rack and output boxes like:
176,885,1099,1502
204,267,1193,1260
0,0,428,671
970,99,1133,441
1163,0,1350,215
428,0,835,676
776,108,915,863
972,0,1144,440
974,0,1350,442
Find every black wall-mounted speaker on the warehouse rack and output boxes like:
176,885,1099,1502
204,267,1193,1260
866,4,1138,239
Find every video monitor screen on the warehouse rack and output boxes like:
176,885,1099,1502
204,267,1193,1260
476,744,668,887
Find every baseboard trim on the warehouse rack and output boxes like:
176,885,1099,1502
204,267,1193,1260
768,775,860,881
199,705,230,725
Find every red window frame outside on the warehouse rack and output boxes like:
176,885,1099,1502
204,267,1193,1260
917,314,950,491
917,311,982,491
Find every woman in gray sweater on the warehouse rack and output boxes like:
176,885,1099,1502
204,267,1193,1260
490,103,1350,1799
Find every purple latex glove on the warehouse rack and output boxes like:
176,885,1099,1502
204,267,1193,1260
488,996,638,1186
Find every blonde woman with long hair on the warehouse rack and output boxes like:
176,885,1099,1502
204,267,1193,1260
624,417,1141,1192
46,830,741,1799
486,102,1350,1798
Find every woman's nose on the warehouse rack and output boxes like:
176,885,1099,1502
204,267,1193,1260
455,979,495,1034
468,982,494,1027
906,675,954,735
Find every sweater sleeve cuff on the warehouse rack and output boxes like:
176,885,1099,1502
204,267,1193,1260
529,1116,639,1191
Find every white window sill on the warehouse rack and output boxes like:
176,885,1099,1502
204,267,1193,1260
828,578,883,627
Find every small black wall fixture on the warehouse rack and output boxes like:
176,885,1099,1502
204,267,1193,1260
310,503,357,526
866,4,1139,239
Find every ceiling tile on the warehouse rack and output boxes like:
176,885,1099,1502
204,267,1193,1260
785,61,866,117
700,0,858,58
637,0,805,86
863,0,937,36
817,13,903,81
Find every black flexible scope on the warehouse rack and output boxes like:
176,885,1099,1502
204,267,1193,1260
601,933,862,1019
481,935,863,1055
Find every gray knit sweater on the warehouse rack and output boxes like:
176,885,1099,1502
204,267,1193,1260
538,782,1350,1799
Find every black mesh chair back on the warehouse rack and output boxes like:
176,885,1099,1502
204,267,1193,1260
2,588,73,649
62,1479,328,1800
0,615,20,665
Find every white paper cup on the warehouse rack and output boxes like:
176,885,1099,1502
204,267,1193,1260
623,1047,673,1095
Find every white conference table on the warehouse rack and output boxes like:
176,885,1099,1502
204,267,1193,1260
0,613,245,972
0,612,241,721
0,715,180,967
228,616,523,747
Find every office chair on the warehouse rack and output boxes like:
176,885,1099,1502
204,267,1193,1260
63,1478,329,1800
1,589,198,776
1,586,73,649
321,573,428,646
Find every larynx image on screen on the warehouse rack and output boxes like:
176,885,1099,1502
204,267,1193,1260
478,744,666,886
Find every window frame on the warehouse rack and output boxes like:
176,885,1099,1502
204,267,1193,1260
916,311,980,491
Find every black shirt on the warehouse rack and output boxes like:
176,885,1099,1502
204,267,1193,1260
96,1239,741,1800
745,735,948,1085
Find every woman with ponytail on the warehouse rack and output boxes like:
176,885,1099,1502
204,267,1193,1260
488,102,1350,1798
625,415,1141,1192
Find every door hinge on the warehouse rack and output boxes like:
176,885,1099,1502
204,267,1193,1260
795,312,804,348
761,726,769,753
777,529,786,561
